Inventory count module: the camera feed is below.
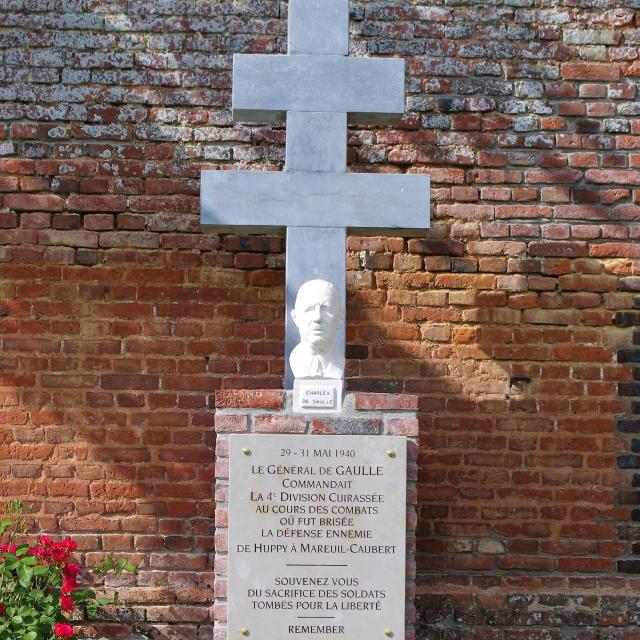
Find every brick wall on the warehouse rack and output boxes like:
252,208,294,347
1,1,640,638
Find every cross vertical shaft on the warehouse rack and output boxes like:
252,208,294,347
283,2,350,387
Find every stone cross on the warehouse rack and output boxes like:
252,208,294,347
201,0,430,388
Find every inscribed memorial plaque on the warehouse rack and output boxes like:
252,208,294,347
228,434,407,640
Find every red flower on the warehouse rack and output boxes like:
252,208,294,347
0,603,5,615
59,595,75,612
61,578,75,594
63,538,77,553
60,562,81,593
53,622,74,638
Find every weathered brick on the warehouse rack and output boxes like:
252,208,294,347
407,239,464,256
101,374,159,390
529,241,587,258
214,414,249,433
586,170,640,185
5,193,64,211
386,417,419,436
39,229,98,248
83,214,115,230
68,194,126,212
353,393,418,411
253,415,306,434
561,62,621,81
215,390,285,409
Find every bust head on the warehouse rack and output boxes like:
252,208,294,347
291,279,343,355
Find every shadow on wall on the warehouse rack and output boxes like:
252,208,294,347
341,236,635,591
0,230,637,637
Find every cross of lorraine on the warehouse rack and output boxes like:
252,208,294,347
200,0,431,389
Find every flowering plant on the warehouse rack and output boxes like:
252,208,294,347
0,502,136,639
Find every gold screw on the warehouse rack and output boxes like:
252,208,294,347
384,630,394,638
386,450,396,458
242,448,252,456
240,628,250,637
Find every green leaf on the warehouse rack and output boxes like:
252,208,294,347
16,563,33,588
72,587,96,600
20,556,37,566
0,518,11,536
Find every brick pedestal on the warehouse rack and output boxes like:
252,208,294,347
213,390,419,640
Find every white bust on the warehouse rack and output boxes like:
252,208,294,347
289,279,345,380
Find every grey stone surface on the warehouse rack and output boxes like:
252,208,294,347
232,54,405,124
286,111,347,172
201,171,430,233
288,0,349,55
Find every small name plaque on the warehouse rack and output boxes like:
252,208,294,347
228,434,407,640
293,379,343,414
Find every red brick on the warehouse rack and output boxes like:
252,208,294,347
561,63,621,81
499,555,555,572
557,557,613,572
214,414,249,433
101,374,159,390
254,415,307,433
353,393,418,411
557,102,585,117
84,214,115,230
117,213,145,230
0,159,35,174
20,177,50,192
554,345,612,363
20,211,51,229
67,194,127,212
590,242,640,258
215,390,285,409
4,193,64,211
158,448,214,463
554,205,609,220
39,229,98,248
52,213,80,230
586,169,640,185
94,447,150,463
528,241,587,258
0,176,19,191
612,205,640,220
526,168,584,184
386,417,419,436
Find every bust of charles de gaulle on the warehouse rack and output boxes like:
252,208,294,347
289,279,345,380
